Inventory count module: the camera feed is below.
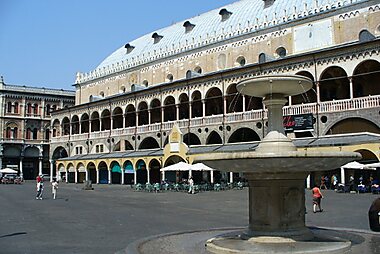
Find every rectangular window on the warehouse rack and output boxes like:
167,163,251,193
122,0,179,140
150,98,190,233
100,145,104,153
96,145,99,153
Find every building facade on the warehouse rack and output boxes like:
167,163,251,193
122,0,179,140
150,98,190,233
0,77,75,180
50,0,380,185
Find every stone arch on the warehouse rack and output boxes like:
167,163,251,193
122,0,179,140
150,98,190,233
123,160,134,184
62,117,70,135
52,146,68,160
98,161,108,184
135,159,147,184
179,93,189,120
164,96,176,122
76,162,86,183
324,117,380,135
319,66,350,102
149,159,161,184
236,56,246,67
150,98,161,124
205,87,223,116
292,71,317,104
101,109,111,131
137,101,148,126
352,59,380,98
183,133,201,146
52,119,61,137
71,115,80,135
110,161,122,184
125,104,136,127
112,107,123,129
80,113,90,133
228,128,261,143
191,90,202,118
163,155,187,183
87,162,96,183
355,149,378,162
226,83,243,113
139,137,160,150
124,140,134,150
206,131,223,144
90,112,100,132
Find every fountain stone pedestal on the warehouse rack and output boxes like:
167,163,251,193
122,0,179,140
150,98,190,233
195,75,361,253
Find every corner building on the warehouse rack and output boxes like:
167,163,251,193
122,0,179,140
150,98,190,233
0,78,75,179
50,0,380,186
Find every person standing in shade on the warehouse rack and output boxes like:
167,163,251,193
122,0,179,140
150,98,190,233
312,184,323,213
51,179,59,200
188,177,195,194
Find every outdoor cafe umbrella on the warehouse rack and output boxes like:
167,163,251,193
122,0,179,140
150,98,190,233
0,168,18,174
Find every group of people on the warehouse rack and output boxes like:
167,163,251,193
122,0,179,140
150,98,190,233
35,175,58,200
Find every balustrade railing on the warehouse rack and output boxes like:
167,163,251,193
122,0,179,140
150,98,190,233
53,95,379,143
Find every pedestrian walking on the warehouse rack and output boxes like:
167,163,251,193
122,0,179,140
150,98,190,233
188,177,195,194
312,184,323,213
36,175,44,200
51,179,58,200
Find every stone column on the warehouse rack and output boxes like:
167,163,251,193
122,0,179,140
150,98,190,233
148,110,151,125
96,170,99,184
230,172,234,183
75,169,78,183
134,170,137,185
19,157,24,179
65,170,68,183
340,167,345,185
245,172,312,240
223,97,227,115
316,82,320,104
121,169,125,185
210,170,214,184
39,158,43,176
147,167,150,184
242,96,246,112
202,99,206,117
189,103,192,119
162,171,165,182
50,160,54,182
108,170,112,184
306,174,311,189
85,169,89,181
349,77,354,100
176,105,179,120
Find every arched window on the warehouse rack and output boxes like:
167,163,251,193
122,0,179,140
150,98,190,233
6,127,11,138
276,47,287,58
236,56,246,67
33,103,38,115
26,128,32,139
14,102,19,114
27,103,32,115
7,102,12,113
33,128,38,140
46,104,51,115
13,127,18,139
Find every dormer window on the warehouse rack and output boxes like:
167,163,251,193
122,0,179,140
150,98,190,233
152,32,163,44
219,8,232,22
124,43,135,54
183,21,196,33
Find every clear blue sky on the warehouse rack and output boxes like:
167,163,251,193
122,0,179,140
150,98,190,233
0,0,236,90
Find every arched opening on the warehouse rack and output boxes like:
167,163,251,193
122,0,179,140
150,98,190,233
164,96,176,122
52,119,60,137
77,163,86,183
87,162,96,183
138,102,148,126
228,128,260,143
326,118,380,135
150,99,161,124
136,160,147,184
292,71,317,104
139,137,160,149
110,161,122,184
124,140,134,150
163,155,187,183
236,56,246,67
191,90,203,118
98,161,108,184
101,109,111,131
71,115,80,135
206,131,223,144
149,159,161,184
125,104,136,127
183,133,201,146
179,93,189,120
352,60,380,98
62,117,70,135
90,112,100,132
226,84,243,113
67,163,75,183
123,161,134,184
319,66,350,102
205,87,223,116
80,113,90,133
112,107,123,129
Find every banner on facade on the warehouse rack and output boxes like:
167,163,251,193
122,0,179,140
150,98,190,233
283,113,314,132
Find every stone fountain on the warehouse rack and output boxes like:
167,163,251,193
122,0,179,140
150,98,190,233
124,75,367,254
196,75,361,253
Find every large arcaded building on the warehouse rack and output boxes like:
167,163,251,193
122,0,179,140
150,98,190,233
50,0,380,186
